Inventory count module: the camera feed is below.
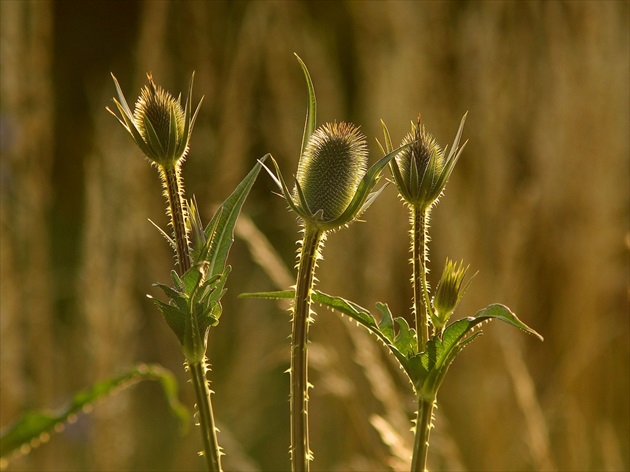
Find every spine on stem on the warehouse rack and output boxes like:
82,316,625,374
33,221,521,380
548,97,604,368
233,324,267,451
160,163,191,273
411,206,431,351
290,226,324,472
189,360,223,472
109,72,223,471
162,164,223,472
410,206,434,472
411,397,436,472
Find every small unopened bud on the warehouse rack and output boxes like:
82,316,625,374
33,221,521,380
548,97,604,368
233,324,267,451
389,114,467,211
295,122,368,224
133,74,187,166
432,259,471,333
394,117,443,209
108,72,202,169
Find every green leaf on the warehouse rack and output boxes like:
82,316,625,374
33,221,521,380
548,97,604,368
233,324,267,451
376,302,395,341
295,53,317,156
414,303,542,399
310,292,541,400
150,159,263,361
315,291,378,329
0,364,187,461
204,157,266,277
470,303,544,341
260,155,311,222
332,142,412,228
310,291,415,383
151,297,186,345
238,290,295,300
393,317,417,357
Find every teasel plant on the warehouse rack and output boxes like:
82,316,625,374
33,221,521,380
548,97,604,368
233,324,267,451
108,72,264,472
381,114,472,470
377,115,542,471
293,113,542,472
244,55,408,471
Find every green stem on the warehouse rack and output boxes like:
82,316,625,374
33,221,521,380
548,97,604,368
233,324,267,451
291,225,323,472
411,206,434,471
189,360,223,472
161,164,191,273
161,163,222,472
411,396,435,472
412,206,431,351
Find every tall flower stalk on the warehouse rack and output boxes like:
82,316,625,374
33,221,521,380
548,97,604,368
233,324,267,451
382,114,467,471
261,56,404,471
108,73,224,471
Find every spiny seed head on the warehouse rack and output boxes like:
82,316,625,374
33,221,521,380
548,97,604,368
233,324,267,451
133,74,187,165
109,72,202,169
295,122,368,223
399,121,444,180
392,116,445,209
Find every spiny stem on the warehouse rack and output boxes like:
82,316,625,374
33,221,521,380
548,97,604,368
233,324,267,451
161,164,191,273
161,163,222,471
189,360,222,472
290,225,323,472
411,397,435,472
412,206,431,351
411,206,434,471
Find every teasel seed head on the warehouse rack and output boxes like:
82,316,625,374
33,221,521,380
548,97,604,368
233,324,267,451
388,113,467,211
108,72,202,168
294,122,368,226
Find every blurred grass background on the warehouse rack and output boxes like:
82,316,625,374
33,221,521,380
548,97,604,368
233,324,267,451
1,1,628,471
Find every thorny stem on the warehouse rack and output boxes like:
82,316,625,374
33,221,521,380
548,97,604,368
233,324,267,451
412,206,431,351
161,163,222,472
411,397,436,472
161,164,191,273
411,205,434,471
290,225,323,472
189,360,223,472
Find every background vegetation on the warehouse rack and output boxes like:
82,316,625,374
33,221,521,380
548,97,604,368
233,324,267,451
1,1,628,471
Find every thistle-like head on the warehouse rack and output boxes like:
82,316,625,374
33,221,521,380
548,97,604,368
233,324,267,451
108,72,203,168
294,122,368,225
263,56,403,233
383,113,467,211
431,258,473,334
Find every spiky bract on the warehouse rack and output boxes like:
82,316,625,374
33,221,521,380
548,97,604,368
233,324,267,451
109,72,202,168
388,114,467,211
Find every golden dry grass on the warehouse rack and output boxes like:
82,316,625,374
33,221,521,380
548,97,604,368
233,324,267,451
1,1,628,471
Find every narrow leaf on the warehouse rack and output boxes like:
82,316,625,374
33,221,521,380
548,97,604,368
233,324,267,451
204,157,265,277
334,142,412,226
239,290,294,300
0,364,187,460
295,53,317,156
469,303,543,341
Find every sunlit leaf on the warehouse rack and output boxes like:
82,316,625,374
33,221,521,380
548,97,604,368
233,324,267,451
0,364,187,461
204,157,265,277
